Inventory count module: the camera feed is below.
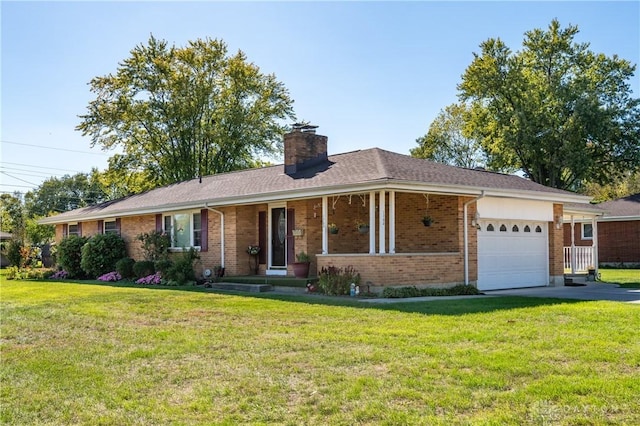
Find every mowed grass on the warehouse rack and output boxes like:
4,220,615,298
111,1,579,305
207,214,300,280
600,269,640,287
1,280,639,425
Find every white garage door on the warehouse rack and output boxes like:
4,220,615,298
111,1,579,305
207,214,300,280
477,220,548,291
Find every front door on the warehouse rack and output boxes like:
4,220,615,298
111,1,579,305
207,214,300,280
271,207,287,268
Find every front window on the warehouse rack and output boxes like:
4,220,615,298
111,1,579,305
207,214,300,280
582,223,593,240
163,211,202,249
68,224,79,236
104,220,118,234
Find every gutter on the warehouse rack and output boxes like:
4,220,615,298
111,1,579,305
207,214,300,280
464,191,485,286
205,204,225,268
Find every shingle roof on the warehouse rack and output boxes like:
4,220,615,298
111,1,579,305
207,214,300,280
597,193,640,219
41,148,589,223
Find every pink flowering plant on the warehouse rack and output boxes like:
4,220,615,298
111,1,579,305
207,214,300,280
97,271,122,282
135,272,163,285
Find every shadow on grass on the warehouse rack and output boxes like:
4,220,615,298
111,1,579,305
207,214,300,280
27,278,587,316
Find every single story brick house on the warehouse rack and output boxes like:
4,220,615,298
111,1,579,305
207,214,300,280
40,125,592,290
564,193,640,269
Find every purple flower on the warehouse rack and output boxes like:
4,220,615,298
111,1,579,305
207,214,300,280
50,270,69,279
135,272,162,285
98,271,122,282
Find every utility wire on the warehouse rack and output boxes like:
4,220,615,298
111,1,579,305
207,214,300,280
0,171,38,186
1,140,108,156
0,161,84,173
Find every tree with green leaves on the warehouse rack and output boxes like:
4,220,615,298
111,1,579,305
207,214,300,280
77,35,296,188
411,103,486,169
24,170,106,217
458,19,640,190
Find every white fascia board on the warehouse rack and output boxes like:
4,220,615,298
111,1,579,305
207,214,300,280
599,215,640,222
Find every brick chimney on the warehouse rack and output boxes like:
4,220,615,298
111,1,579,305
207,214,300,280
284,123,328,175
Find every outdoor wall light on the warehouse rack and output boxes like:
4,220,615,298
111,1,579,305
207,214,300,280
555,214,564,229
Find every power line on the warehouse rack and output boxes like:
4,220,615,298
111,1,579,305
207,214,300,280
0,166,65,178
0,171,38,186
0,161,85,173
1,140,108,156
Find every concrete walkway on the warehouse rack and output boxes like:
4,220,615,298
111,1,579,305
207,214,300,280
359,283,640,304
483,282,640,303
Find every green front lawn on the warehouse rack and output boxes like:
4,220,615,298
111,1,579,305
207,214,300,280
2,280,639,424
599,268,640,288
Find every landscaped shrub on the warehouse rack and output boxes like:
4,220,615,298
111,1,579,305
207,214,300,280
56,235,89,278
136,230,171,262
5,267,54,280
165,248,200,285
317,265,361,296
115,257,136,279
382,284,481,299
6,239,23,267
154,259,174,276
81,233,127,279
133,261,156,278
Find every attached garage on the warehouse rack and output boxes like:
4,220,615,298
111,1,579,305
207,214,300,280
477,220,549,290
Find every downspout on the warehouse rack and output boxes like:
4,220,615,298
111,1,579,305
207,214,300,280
205,204,225,268
464,191,485,286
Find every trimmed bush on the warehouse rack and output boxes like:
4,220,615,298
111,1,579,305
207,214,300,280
154,259,174,276
57,235,89,278
81,233,127,279
133,261,156,278
382,284,481,299
6,239,23,267
136,230,170,262
116,257,136,279
165,248,200,285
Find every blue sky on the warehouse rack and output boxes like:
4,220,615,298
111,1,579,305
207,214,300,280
2,1,639,196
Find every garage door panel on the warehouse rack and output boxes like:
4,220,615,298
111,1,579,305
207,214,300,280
478,221,548,291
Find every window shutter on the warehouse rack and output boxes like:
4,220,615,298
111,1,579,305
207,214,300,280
98,220,104,234
77,222,83,236
155,214,163,232
115,218,121,235
200,209,208,252
62,224,68,237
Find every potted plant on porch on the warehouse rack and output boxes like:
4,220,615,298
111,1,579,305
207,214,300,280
328,223,339,234
293,251,311,278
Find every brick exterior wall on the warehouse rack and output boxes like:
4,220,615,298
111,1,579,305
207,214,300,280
54,193,567,288
563,223,595,247
596,220,640,264
317,253,465,290
548,204,564,285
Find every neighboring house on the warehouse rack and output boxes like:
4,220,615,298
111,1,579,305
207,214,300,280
40,125,592,291
564,193,640,269
1,231,13,267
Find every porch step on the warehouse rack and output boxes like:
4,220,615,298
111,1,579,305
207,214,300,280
211,282,273,293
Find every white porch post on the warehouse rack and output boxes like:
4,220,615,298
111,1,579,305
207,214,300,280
379,190,386,254
322,196,328,254
571,215,576,274
389,191,396,254
369,191,376,254
592,216,599,273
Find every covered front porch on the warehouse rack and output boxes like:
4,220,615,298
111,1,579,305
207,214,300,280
562,205,603,274
309,190,478,288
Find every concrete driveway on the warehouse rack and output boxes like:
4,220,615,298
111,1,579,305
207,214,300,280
484,282,640,303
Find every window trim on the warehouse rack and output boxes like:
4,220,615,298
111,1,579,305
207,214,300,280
581,223,593,240
163,210,202,251
67,223,80,236
103,219,119,235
